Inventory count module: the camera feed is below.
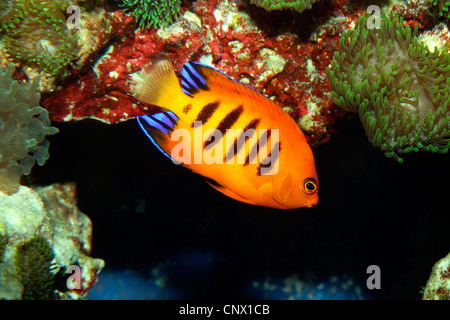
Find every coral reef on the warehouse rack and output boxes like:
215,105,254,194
0,0,80,76
0,184,104,300
249,273,369,300
423,252,450,300
9,0,447,301
87,251,371,300
35,183,106,299
250,0,319,12
326,11,450,162
41,0,348,148
0,0,116,93
120,0,182,29
0,63,59,194
14,235,56,300
0,232,7,263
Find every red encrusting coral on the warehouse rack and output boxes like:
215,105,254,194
40,0,378,146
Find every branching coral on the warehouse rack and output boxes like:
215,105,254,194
0,0,80,75
326,11,450,162
120,0,182,29
250,0,320,12
0,63,59,194
14,235,57,300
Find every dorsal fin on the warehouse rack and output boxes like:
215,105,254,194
180,62,209,96
132,57,186,111
180,62,270,106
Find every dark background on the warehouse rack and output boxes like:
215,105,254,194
31,116,450,299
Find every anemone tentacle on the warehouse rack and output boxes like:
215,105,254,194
250,0,320,13
120,0,182,29
326,11,450,162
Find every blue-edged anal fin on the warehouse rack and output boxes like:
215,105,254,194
137,111,181,163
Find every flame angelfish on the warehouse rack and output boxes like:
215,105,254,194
132,57,319,209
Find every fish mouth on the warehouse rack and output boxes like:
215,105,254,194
305,196,319,208
271,197,317,209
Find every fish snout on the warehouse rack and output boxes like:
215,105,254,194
305,194,319,208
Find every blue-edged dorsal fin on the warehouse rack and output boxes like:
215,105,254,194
137,111,180,162
181,62,272,107
180,62,209,97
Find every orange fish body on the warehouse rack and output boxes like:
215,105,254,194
132,57,318,209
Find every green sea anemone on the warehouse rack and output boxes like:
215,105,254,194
0,0,80,76
14,235,57,300
326,11,450,162
120,0,182,29
430,0,450,20
250,0,320,12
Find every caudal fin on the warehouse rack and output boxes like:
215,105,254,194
131,57,185,110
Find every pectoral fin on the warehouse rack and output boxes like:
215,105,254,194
206,181,249,204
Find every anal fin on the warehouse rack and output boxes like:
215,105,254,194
137,111,179,162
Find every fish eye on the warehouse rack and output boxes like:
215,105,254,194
302,178,317,194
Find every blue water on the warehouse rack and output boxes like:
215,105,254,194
87,250,372,300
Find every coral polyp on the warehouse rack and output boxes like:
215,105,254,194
431,0,450,20
120,0,182,29
250,0,319,12
14,235,56,300
0,0,80,76
0,63,59,194
326,11,450,162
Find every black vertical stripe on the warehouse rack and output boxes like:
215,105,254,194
181,83,191,94
216,105,244,134
244,128,272,166
192,101,220,127
224,118,260,162
149,115,173,132
184,63,206,88
244,140,258,165
165,112,178,126
181,64,210,97
257,141,281,176
205,105,244,150
244,118,261,132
